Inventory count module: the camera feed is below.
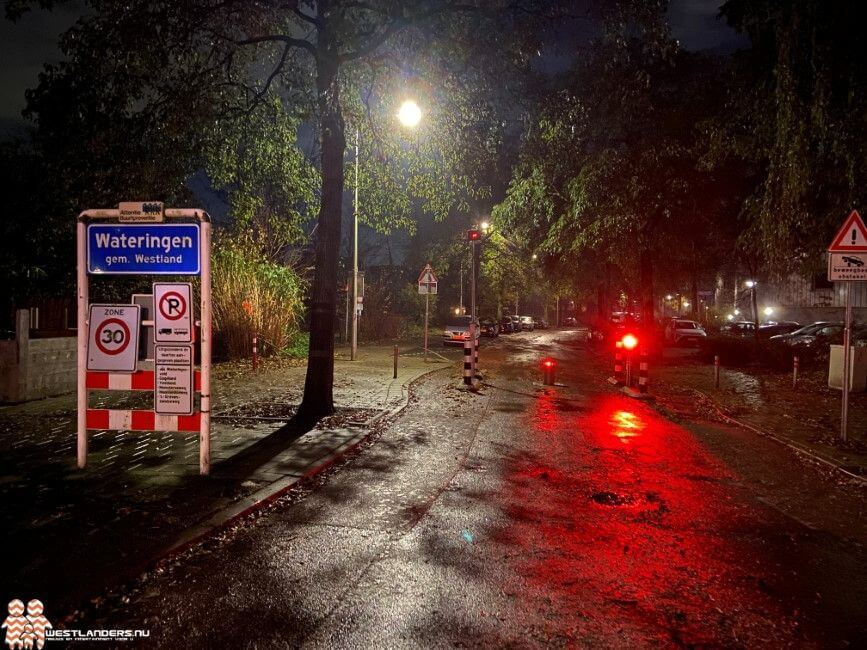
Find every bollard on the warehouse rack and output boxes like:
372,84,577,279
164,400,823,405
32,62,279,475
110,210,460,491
541,357,557,386
714,355,720,389
638,346,649,394
614,341,625,385
625,352,633,388
792,355,799,390
252,333,258,371
474,335,481,378
393,345,399,379
463,339,473,386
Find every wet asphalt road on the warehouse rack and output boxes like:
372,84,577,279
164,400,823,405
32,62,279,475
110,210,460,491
89,330,867,647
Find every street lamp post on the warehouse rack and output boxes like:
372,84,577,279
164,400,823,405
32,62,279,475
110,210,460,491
351,100,422,361
746,280,758,338
351,127,360,361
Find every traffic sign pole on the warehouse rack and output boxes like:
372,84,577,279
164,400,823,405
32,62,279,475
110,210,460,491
199,217,212,475
76,218,89,468
828,210,867,443
842,282,852,442
424,290,430,362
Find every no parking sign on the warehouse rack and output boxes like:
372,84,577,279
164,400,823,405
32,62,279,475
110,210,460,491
86,304,141,372
154,282,193,343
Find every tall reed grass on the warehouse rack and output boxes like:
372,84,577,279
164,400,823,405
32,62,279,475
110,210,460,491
212,233,305,359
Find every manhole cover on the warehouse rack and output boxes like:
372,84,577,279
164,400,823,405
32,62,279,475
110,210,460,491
591,491,635,506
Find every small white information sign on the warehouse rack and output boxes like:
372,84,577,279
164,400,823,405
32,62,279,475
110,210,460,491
828,252,867,281
153,282,194,343
154,344,194,415
86,304,141,372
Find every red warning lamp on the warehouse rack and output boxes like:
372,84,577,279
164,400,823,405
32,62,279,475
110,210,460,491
621,333,639,351
541,357,557,385
467,229,481,241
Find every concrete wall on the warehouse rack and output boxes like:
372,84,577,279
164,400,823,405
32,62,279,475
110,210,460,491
0,310,77,403
26,336,77,398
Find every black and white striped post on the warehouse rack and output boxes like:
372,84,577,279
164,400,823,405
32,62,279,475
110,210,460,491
614,341,625,385
463,338,473,386
638,346,649,394
474,334,481,378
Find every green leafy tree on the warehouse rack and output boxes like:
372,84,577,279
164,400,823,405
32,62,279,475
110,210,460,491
712,0,867,271
7,0,558,418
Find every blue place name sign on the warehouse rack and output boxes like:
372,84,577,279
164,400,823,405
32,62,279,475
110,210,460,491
87,224,201,275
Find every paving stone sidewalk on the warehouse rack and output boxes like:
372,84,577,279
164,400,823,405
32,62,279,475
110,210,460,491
0,343,448,615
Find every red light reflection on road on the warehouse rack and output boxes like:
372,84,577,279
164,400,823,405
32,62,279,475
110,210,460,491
494,393,804,645
609,409,644,441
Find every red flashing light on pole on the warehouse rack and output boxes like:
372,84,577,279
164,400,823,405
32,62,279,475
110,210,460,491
621,333,639,351
467,229,481,241
541,357,557,385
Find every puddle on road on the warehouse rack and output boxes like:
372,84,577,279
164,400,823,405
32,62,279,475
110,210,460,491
591,491,635,506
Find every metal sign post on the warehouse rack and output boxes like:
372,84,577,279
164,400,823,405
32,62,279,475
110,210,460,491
77,207,212,475
828,209,867,442
842,282,852,441
417,264,438,363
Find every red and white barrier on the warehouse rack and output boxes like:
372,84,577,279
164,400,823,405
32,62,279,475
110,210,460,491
86,409,201,432
86,370,202,391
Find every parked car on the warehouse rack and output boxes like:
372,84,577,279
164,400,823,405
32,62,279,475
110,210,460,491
563,316,577,326
769,321,839,344
778,322,845,349
533,317,548,329
442,316,480,346
480,318,500,337
509,315,522,331
520,315,535,331
664,319,707,346
499,316,515,333
757,321,801,339
720,320,757,337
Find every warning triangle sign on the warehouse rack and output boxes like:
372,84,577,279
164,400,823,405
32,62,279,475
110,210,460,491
829,210,867,252
417,264,438,284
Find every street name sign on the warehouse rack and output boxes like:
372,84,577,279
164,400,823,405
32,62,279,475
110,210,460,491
828,253,867,281
154,344,194,415
87,224,201,275
418,264,438,294
86,304,141,372
828,209,867,252
118,201,164,223
153,282,193,343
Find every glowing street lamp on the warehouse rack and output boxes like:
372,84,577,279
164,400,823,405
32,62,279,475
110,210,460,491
397,99,422,128
764,307,774,317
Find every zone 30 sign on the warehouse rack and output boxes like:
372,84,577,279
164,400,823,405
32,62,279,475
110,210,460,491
86,304,141,372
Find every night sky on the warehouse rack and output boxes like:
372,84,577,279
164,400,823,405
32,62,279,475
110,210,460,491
0,0,747,136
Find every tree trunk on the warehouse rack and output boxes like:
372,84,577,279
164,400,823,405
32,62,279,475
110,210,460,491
640,248,654,328
298,46,344,420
